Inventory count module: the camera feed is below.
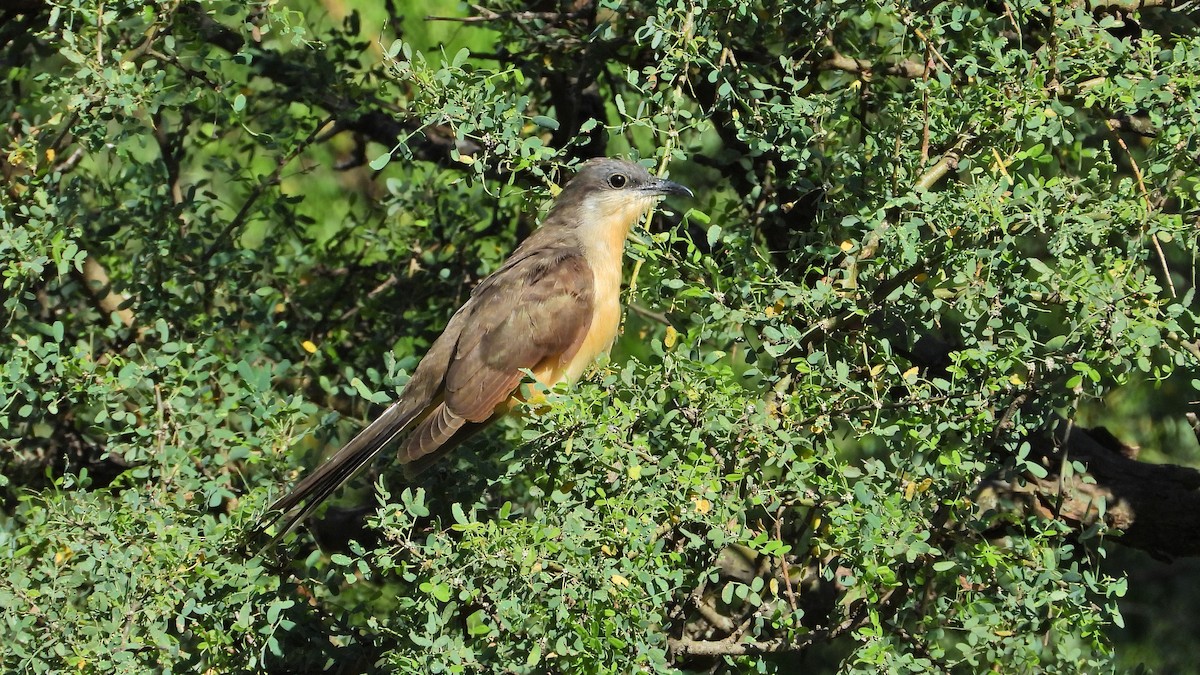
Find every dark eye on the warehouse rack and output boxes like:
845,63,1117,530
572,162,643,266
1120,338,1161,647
608,173,627,189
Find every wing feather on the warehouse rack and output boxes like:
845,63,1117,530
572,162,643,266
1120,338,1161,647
398,246,594,465
256,240,596,549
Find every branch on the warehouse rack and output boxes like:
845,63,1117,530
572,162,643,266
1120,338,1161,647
200,114,334,263
1088,0,1180,9
981,422,1200,559
79,255,138,331
177,3,480,165
426,5,589,25
669,600,865,657
818,51,928,79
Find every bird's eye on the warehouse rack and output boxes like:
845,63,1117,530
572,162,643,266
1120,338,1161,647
608,173,627,189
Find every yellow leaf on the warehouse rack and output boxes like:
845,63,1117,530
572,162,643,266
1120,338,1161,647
869,364,884,377
627,464,642,480
301,340,318,354
46,148,56,163
693,497,712,514
601,544,615,556
839,240,855,252
902,366,919,381
524,389,549,409
904,481,917,501
663,325,678,349
1009,373,1024,386
610,574,630,588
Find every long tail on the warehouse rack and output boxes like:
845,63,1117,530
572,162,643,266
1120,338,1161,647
254,400,421,552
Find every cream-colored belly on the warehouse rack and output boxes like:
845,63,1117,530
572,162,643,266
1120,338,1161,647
533,215,638,388
564,246,624,383
528,269,622,387
566,294,620,382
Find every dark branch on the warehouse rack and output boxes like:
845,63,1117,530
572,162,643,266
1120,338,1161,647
178,2,480,165
981,422,1200,560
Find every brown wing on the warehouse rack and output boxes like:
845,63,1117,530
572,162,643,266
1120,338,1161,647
254,243,593,549
397,246,595,467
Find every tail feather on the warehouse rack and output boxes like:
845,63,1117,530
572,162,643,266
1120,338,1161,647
255,401,420,551
399,403,466,467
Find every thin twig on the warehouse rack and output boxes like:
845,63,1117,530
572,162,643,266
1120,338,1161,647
918,44,933,171
774,503,798,614
52,147,86,174
1104,117,1176,298
426,5,585,24
200,115,335,263
335,273,400,323
626,302,670,325
669,598,868,657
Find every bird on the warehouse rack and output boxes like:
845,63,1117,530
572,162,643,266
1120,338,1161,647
257,158,692,547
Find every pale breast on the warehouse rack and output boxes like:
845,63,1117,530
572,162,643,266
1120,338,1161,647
533,206,641,387
565,293,620,382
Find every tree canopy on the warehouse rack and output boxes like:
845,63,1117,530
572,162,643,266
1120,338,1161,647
3,0,1200,673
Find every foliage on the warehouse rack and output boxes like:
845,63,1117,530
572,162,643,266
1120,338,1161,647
2,0,1199,673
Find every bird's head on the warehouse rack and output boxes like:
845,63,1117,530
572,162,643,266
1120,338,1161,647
552,158,692,228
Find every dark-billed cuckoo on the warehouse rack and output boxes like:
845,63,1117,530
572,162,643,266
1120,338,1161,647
257,158,691,546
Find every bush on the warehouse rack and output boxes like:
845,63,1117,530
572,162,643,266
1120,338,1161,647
3,1,1199,672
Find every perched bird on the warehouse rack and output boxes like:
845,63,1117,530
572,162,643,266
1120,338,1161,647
258,158,692,546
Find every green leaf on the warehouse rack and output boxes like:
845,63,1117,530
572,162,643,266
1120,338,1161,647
706,224,722,247
451,502,468,525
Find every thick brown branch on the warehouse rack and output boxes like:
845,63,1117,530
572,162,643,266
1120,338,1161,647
982,423,1200,559
80,255,137,330
818,51,928,79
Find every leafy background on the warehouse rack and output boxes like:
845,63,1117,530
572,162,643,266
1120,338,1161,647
2,0,1199,673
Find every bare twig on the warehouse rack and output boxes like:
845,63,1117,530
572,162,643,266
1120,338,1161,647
426,6,575,24
1103,117,1176,298
335,273,401,324
626,302,670,325
818,52,927,79
669,600,868,657
774,503,799,614
918,45,933,171
52,147,86,174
